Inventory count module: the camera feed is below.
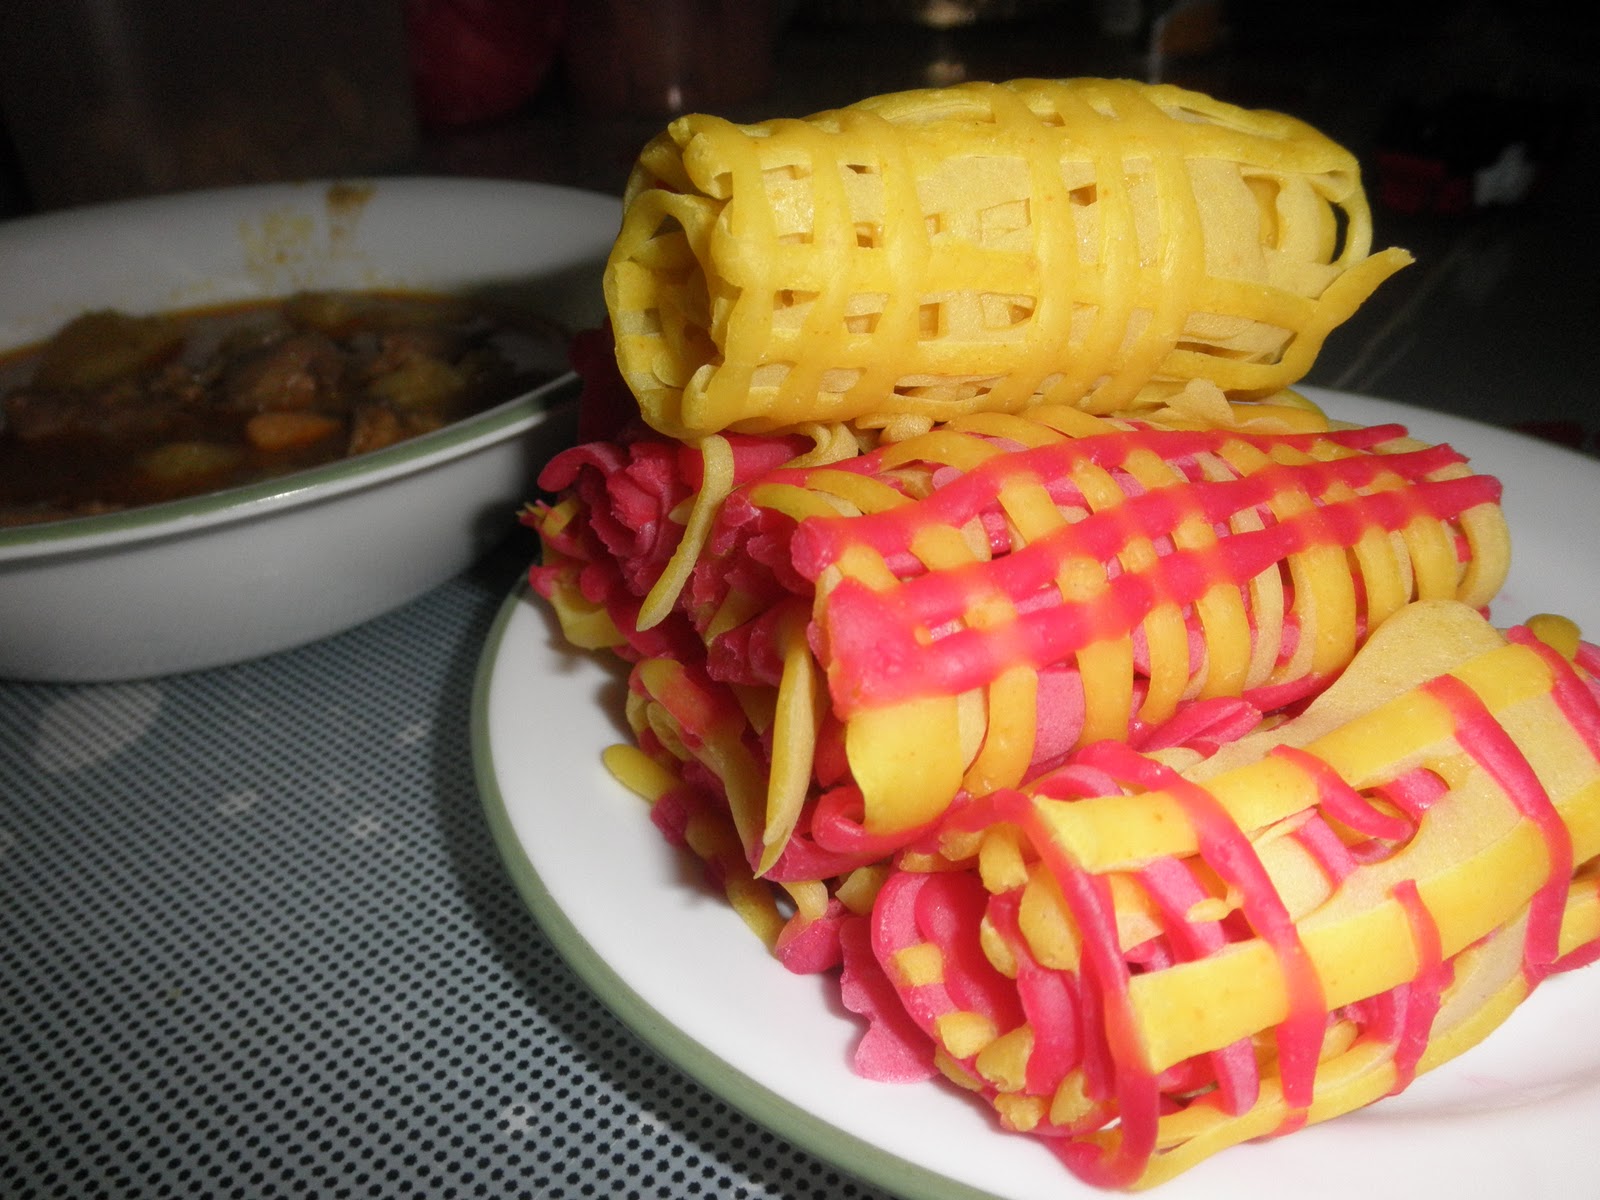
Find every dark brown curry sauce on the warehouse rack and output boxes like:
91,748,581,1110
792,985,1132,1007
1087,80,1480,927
0,290,567,527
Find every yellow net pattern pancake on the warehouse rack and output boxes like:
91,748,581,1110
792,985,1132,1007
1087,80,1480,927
606,77,1414,440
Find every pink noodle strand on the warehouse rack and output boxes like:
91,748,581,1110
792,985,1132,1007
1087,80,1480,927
999,789,1161,1190
1387,878,1448,1093
1133,857,1261,1116
1270,745,1413,842
1420,673,1572,982
1079,742,1329,1115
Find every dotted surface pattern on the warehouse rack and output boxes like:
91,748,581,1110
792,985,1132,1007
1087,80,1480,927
0,542,895,1200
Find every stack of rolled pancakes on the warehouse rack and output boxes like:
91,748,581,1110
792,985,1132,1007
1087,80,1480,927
527,78,1600,1190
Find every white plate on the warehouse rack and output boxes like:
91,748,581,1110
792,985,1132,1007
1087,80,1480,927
473,390,1600,1200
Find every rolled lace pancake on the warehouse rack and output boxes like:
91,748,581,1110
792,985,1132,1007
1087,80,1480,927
528,404,1511,906
605,77,1414,440
842,601,1600,1189
517,72,1587,1194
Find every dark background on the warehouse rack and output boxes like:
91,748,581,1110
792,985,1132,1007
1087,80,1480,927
1,0,1595,447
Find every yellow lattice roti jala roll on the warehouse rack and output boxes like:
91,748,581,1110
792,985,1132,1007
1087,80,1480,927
606,77,1413,440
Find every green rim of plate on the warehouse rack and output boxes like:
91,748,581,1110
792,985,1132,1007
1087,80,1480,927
469,582,1001,1200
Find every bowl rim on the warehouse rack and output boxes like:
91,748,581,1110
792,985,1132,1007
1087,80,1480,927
0,376,578,563
0,173,616,565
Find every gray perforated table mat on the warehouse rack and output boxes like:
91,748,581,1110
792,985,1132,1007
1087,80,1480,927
0,540,894,1200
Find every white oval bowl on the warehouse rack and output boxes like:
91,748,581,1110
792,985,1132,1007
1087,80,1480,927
0,177,619,681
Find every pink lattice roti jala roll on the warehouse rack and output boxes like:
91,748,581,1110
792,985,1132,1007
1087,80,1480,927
842,600,1600,1188
529,404,1510,911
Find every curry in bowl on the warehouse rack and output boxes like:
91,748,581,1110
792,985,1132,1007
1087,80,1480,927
0,289,567,527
